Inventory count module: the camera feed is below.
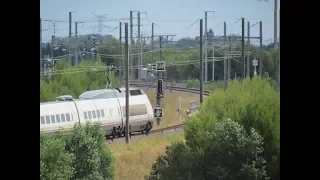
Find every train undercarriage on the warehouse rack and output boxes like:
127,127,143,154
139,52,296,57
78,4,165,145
106,121,153,140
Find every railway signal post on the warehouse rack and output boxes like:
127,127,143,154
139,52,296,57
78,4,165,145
155,61,165,125
155,36,166,125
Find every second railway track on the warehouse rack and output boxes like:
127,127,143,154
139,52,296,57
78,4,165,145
130,82,211,96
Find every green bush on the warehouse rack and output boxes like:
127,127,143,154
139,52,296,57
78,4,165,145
146,141,193,180
40,133,73,180
147,76,279,180
186,76,280,180
64,122,115,180
147,119,268,180
40,122,115,180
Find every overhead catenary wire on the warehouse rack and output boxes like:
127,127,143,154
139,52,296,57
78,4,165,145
172,19,200,40
226,18,242,30
43,42,252,61
212,22,224,30
40,55,246,76
41,15,268,66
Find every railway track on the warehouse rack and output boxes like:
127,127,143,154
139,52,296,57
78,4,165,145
106,124,184,144
106,83,211,143
130,82,211,96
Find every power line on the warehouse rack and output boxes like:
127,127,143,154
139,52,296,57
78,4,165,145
225,18,242,31
212,22,224,30
42,18,130,23
143,18,200,23
40,56,247,76
172,19,200,40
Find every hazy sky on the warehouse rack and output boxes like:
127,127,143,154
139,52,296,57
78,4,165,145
40,0,280,45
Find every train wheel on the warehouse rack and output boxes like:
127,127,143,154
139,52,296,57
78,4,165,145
146,122,152,133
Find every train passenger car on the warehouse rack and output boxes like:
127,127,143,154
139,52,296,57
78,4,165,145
74,97,123,135
40,100,79,133
40,88,154,137
78,87,154,135
116,88,153,133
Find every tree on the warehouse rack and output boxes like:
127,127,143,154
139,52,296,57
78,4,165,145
175,37,199,49
146,142,193,180
98,37,122,65
147,119,269,180
207,28,214,45
147,77,279,180
40,59,120,102
185,77,280,179
64,122,115,180
40,122,115,180
40,133,73,180
48,32,279,83
93,33,279,82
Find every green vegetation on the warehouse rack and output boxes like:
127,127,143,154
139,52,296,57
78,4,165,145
40,133,73,180
147,77,280,180
185,72,279,91
40,34,279,180
96,34,279,83
40,59,120,102
146,119,268,180
40,75,279,180
42,33,279,84
40,122,115,180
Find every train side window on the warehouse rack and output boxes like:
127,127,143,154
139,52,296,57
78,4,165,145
88,111,92,119
84,112,88,119
51,115,56,123
97,110,100,118
101,109,105,117
129,89,142,96
61,114,66,122
56,114,61,123
45,115,50,124
66,113,71,121
40,116,45,124
92,110,96,118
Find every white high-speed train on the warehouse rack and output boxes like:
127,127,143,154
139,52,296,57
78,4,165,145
40,88,154,137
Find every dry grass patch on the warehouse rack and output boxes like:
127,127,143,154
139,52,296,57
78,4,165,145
146,89,199,130
111,133,184,180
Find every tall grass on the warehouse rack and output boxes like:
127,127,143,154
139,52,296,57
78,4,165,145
111,134,184,180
